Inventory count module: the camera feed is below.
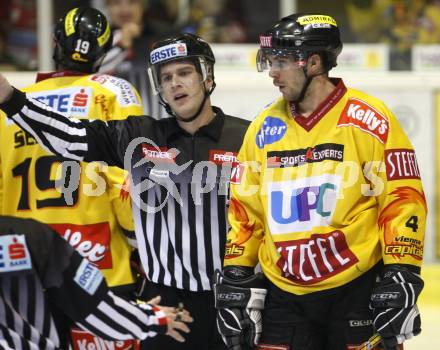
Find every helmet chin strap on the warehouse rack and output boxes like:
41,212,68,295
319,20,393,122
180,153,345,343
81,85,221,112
293,59,328,104
160,81,216,123
295,67,313,104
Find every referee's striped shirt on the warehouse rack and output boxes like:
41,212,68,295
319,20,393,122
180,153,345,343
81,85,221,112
1,89,250,292
0,216,167,349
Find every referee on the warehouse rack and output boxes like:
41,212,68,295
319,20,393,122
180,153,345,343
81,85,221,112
0,33,249,350
0,215,191,349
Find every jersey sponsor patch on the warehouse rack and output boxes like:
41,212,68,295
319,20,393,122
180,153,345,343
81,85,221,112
49,223,112,269
297,15,337,27
90,74,141,107
267,143,344,168
259,35,272,48
74,259,103,295
275,231,358,285
338,98,389,144
0,234,32,272
385,149,421,180
209,150,243,184
71,328,140,350
268,174,341,234
256,116,287,149
28,87,93,117
142,144,177,163
150,43,188,64
230,163,245,185
209,150,238,164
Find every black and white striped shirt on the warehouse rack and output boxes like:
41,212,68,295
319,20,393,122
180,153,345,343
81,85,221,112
1,89,250,292
0,216,167,349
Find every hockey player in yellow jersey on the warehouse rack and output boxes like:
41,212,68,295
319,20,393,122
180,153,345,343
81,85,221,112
213,14,426,350
0,7,143,349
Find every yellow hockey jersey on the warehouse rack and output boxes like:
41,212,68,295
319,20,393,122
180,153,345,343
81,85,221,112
225,79,426,295
0,71,143,288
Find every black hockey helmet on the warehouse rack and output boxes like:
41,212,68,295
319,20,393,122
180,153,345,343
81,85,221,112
257,14,342,72
147,33,215,95
53,7,112,73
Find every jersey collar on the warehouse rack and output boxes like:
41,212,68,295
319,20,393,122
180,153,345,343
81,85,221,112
289,78,346,132
35,71,87,83
164,106,225,142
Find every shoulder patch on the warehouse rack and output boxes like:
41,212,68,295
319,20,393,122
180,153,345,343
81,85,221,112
0,234,32,272
89,74,141,107
74,259,103,295
338,98,389,143
28,87,93,118
256,116,287,148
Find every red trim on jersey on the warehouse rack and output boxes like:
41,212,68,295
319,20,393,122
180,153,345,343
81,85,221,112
35,71,86,83
290,78,346,132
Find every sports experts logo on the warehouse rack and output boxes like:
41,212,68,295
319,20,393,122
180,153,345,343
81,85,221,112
267,143,344,168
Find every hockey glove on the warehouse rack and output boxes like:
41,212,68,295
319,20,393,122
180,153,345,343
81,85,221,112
370,265,424,350
213,266,267,350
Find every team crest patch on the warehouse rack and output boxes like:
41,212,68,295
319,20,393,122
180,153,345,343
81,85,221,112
0,234,32,272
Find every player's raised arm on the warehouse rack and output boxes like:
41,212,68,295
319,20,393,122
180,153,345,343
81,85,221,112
0,73,129,167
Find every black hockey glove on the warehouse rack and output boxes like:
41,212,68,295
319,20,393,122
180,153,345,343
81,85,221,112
213,266,267,350
370,265,424,350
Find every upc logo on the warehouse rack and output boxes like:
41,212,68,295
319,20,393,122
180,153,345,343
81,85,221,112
268,174,341,234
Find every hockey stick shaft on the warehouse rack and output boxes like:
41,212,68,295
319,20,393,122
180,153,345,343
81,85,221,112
356,333,381,350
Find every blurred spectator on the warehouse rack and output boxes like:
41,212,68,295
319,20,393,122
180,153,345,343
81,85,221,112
2,0,37,70
186,0,248,43
417,0,440,43
0,1,8,64
100,0,178,118
381,0,424,70
54,0,91,20
345,0,393,43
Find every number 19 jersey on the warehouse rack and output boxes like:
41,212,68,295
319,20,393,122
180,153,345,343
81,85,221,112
0,71,143,288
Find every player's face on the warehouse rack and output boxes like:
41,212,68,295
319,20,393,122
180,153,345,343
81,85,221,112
159,61,206,120
268,55,307,102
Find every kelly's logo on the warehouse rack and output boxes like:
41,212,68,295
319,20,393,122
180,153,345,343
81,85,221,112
338,98,389,143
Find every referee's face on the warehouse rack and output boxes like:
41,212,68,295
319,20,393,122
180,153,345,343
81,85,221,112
159,60,206,120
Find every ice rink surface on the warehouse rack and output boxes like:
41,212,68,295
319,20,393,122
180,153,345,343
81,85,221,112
405,263,440,349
